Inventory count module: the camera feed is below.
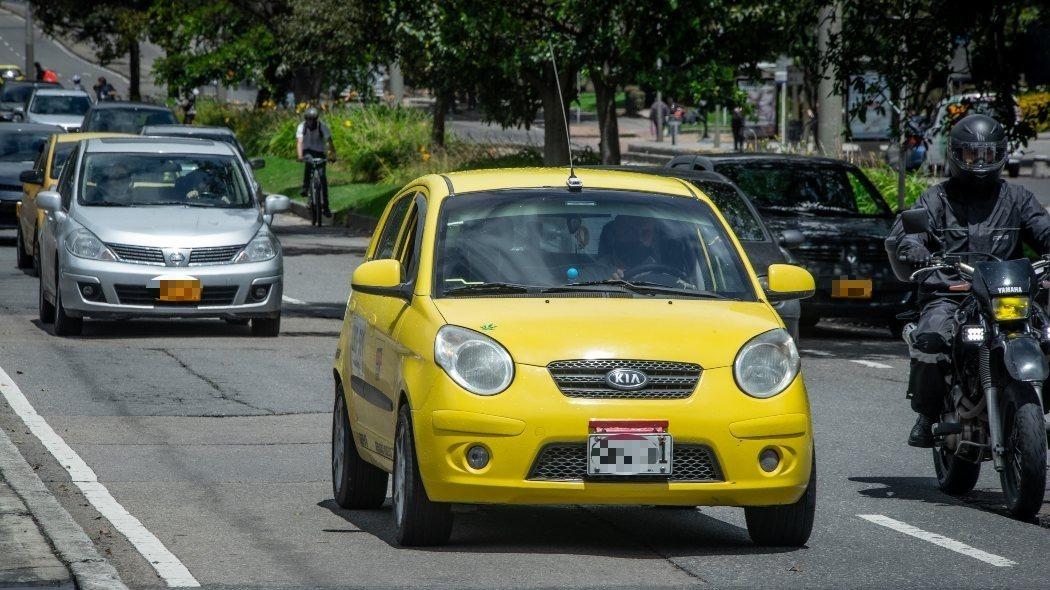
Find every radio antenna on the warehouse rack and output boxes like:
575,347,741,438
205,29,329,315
547,40,582,191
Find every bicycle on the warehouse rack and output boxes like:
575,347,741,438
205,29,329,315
301,155,327,227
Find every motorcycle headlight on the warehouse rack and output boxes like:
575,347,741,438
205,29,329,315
733,328,800,398
65,228,116,261
234,229,278,263
434,325,514,395
992,296,1030,321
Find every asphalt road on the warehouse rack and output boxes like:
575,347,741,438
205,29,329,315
1,215,1049,589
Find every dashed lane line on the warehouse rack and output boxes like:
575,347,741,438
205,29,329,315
850,359,894,369
0,366,201,587
858,514,1017,567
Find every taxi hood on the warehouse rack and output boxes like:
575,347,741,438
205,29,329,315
432,298,780,369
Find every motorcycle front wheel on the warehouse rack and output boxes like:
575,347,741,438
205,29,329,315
932,442,980,496
1000,382,1047,520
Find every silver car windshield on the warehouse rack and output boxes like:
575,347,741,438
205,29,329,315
30,94,91,115
78,153,252,208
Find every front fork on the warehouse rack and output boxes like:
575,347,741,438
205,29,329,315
980,346,1006,471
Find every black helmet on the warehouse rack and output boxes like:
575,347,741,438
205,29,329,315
304,107,320,120
947,113,1007,183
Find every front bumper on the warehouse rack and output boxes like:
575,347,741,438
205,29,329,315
58,253,283,319
406,364,813,507
803,283,913,319
0,197,17,228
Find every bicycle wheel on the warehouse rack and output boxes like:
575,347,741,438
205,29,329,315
311,172,323,227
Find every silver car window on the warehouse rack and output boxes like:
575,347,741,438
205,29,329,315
78,153,252,208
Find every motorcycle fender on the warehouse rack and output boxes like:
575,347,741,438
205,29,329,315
1002,336,1049,383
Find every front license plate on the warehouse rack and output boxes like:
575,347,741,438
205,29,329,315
158,278,202,302
587,433,672,476
831,278,872,299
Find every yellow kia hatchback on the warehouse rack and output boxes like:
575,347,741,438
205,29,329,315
332,168,816,547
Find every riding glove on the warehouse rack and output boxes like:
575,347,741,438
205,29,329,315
897,241,932,265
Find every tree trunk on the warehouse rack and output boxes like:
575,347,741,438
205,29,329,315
592,65,621,165
128,39,140,101
432,88,449,147
532,64,575,166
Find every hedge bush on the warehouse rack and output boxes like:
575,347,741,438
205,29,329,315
1019,91,1050,133
861,166,934,211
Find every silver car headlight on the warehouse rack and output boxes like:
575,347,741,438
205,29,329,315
733,328,800,398
65,228,116,261
434,325,514,395
234,228,278,263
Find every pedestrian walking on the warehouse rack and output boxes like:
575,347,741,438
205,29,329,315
668,99,684,146
33,61,43,81
731,107,745,152
649,97,668,140
179,89,199,124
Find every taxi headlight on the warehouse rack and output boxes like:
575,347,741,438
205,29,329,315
434,325,514,396
65,228,116,261
234,229,279,263
733,328,800,398
992,296,1030,321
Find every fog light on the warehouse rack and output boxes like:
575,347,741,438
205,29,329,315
466,445,490,469
81,284,96,298
759,448,780,473
251,285,269,301
77,282,103,301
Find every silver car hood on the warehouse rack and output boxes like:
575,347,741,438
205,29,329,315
28,114,83,130
74,206,263,248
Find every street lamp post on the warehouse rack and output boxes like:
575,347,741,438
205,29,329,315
25,6,34,77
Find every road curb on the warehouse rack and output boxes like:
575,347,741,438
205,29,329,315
0,425,128,590
288,199,378,233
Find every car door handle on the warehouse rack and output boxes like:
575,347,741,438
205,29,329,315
368,313,377,327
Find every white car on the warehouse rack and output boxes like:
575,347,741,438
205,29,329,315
24,88,93,132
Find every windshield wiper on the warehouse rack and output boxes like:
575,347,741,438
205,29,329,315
83,200,129,207
551,279,727,299
443,282,537,296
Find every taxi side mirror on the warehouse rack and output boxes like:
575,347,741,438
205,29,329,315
766,264,815,301
250,157,266,170
352,259,410,299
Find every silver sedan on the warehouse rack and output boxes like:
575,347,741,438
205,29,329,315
35,136,291,336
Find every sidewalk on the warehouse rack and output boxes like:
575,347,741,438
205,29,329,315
0,479,72,588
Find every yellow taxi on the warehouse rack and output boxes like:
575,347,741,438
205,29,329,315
332,168,816,547
0,64,24,81
15,132,128,273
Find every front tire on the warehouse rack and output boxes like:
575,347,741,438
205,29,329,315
52,277,83,336
932,442,981,495
250,315,280,337
745,454,816,547
311,176,323,227
15,223,32,269
332,386,388,509
393,404,452,546
38,271,55,323
1000,385,1047,520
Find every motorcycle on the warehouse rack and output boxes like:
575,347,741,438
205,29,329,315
897,208,1049,519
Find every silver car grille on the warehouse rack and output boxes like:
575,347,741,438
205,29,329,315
527,443,722,481
188,245,242,265
547,359,702,399
108,243,165,265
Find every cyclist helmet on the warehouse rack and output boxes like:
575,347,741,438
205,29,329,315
304,107,320,120
947,113,1007,184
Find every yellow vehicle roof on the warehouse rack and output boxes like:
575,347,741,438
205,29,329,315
441,168,701,200
54,132,132,144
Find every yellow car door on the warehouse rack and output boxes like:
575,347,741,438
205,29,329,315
347,191,415,459
18,135,54,256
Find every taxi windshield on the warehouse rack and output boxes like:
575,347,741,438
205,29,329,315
77,153,252,208
434,189,756,300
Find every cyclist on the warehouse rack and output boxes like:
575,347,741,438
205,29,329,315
296,107,337,218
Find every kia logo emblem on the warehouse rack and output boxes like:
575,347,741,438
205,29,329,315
169,252,186,264
605,368,649,391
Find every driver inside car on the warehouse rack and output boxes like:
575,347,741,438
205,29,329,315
87,163,133,204
176,169,228,203
602,215,659,280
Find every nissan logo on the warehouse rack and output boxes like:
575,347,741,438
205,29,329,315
605,368,649,391
169,252,186,264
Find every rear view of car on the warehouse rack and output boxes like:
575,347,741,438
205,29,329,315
80,102,178,134
0,80,61,121
25,89,92,132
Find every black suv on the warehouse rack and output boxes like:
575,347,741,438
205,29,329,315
667,153,911,334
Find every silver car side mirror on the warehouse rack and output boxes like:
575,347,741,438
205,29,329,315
264,194,290,215
36,190,61,212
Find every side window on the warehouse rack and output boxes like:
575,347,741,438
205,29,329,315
32,138,50,176
57,145,77,210
397,206,419,282
372,194,412,260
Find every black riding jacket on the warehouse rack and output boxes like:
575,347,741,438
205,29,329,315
888,178,1050,292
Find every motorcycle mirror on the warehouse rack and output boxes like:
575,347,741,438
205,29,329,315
900,208,930,235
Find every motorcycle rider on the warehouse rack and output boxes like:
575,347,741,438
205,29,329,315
296,107,336,218
889,113,1050,447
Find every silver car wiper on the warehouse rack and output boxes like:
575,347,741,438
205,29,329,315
553,279,727,299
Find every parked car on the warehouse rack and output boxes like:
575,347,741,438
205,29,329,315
15,132,129,273
80,101,178,134
24,88,92,132
333,168,817,547
35,137,290,336
667,153,911,335
593,165,804,339
0,80,61,121
0,122,63,229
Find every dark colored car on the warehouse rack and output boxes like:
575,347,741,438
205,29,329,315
0,122,62,227
592,165,805,338
140,124,254,162
0,81,62,121
667,153,911,334
80,102,178,134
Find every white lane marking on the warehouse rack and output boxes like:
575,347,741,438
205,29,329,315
282,295,306,305
858,514,1016,567
850,359,893,369
0,366,200,587
800,349,835,357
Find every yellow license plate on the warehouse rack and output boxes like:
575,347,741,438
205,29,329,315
158,279,202,302
831,278,872,299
